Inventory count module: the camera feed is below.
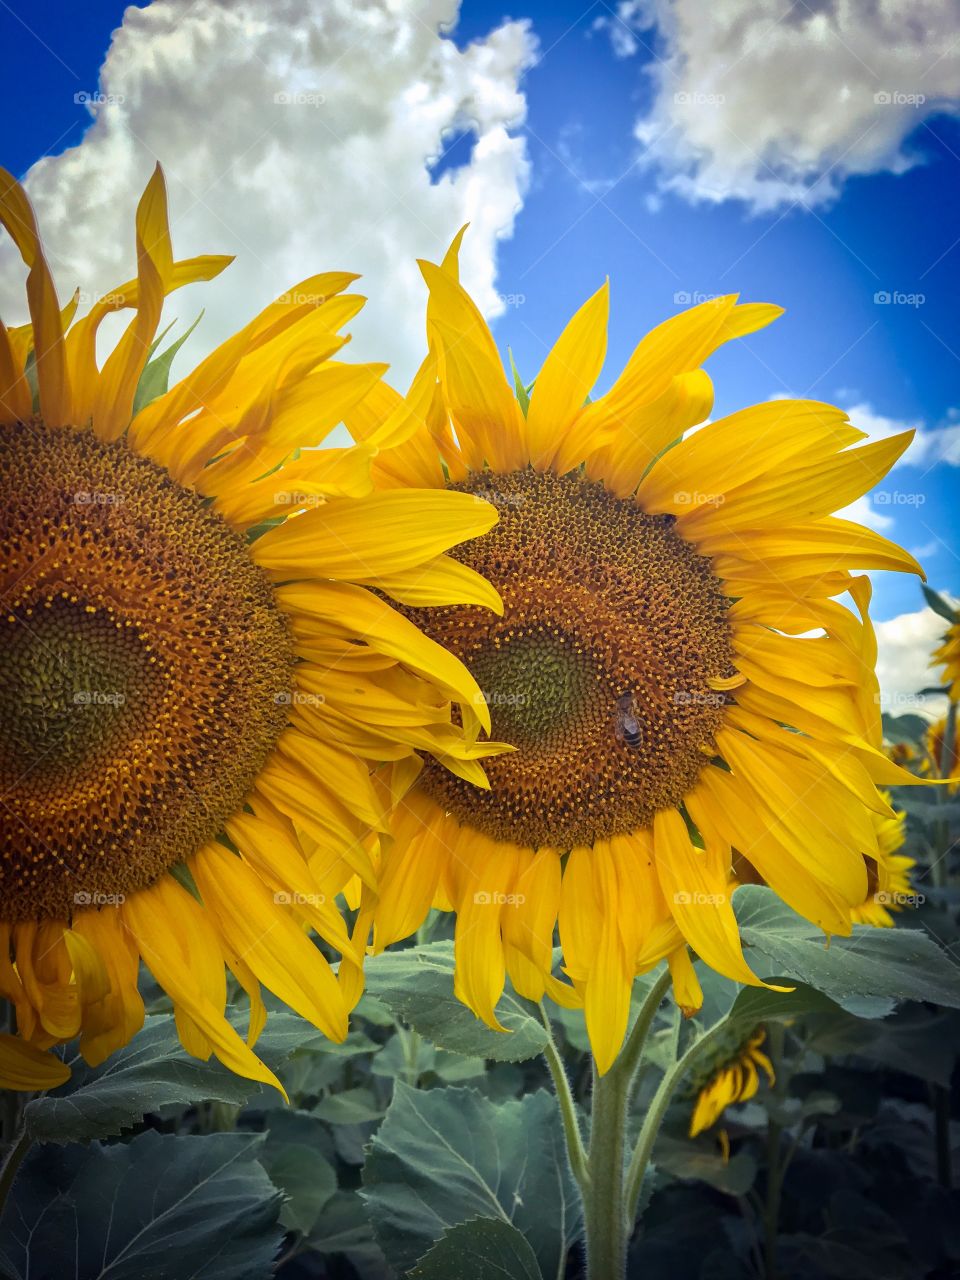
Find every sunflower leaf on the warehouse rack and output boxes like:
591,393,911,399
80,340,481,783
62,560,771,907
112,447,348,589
132,310,204,416
362,940,550,1061
0,1131,282,1280
734,885,960,1008
409,1217,544,1279
22,1011,322,1144
362,1083,580,1277
921,584,957,623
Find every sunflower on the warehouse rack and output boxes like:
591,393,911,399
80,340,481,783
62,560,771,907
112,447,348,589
688,1027,774,1137
924,716,959,788
932,618,960,702
850,795,916,927
0,170,500,1093
352,235,926,1072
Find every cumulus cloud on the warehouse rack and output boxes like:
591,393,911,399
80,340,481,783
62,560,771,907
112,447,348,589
843,401,960,470
875,605,953,716
0,0,536,387
607,0,960,212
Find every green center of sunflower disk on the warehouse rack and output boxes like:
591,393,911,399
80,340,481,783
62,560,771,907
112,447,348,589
0,418,296,922
406,469,736,849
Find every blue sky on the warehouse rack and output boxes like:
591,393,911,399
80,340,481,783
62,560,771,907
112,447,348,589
2,0,957,632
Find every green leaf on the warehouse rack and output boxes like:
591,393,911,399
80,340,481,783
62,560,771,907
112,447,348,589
260,1111,338,1235
302,1191,391,1276
0,1131,282,1280
410,1218,544,1279
312,1086,385,1124
132,311,204,415
881,711,930,746
22,1012,319,1143
922,584,957,623
363,941,549,1062
898,798,960,825
804,1008,960,1087
508,349,531,416
726,980,894,1027
734,886,960,1008
362,1083,580,1277
653,1134,757,1196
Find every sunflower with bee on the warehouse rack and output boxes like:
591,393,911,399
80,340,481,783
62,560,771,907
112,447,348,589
350,232,926,1072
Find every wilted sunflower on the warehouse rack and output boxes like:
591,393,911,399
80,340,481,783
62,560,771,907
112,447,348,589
850,796,916,927
688,1027,774,1137
0,170,498,1093
351,235,925,1071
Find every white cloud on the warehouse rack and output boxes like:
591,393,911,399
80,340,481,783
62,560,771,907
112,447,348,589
628,0,959,212
875,605,952,716
591,3,655,60
0,0,536,388
844,401,960,470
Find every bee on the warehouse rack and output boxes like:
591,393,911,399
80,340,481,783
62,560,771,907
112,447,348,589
615,691,643,749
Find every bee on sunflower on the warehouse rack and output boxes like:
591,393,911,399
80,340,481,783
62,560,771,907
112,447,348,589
351,232,926,1073
0,170,501,1093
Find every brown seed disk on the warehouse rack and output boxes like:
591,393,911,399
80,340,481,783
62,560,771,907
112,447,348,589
406,468,735,849
0,419,295,921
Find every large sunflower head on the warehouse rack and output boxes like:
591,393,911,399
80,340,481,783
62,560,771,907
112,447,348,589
355,235,927,1072
0,170,501,1093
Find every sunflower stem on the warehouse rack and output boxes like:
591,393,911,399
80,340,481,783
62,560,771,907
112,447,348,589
583,1061,629,1280
579,968,672,1279
933,699,958,890
623,1012,735,1225
0,1129,30,1219
539,1006,589,1192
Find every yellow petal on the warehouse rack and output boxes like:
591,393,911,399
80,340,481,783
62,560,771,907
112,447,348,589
525,282,608,470
191,844,348,1043
653,807,761,986
0,1035,70,1091
91,165,172,441
251,489,498,580
0,166,70,425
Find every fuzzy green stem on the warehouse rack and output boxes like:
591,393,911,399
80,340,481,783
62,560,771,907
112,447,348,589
762,1022,787,1279
580,968,673,1278
584,1062,629,1280
624,1012,735,1224
0,1130,30,1219
539,1007,589,1192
